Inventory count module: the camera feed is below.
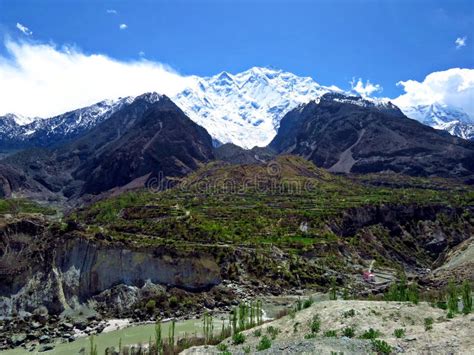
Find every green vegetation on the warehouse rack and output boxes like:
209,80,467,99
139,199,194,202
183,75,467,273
309,314,321,334
329,277,337,300
447,280,458,315
384,271,419,304
393,328,405,338
68,156,474,257
342,309,355,318
203,312,214,345
371,339,392,354
0,198,56,216
359,328,382,340
462,280,472,314
324,330,338,337
266,326,280,340
424,317,434,331
154,319,163,355
89,335,98,355
342,327,355,338
232,332,246,345
216,343,228,351
256,335,272,351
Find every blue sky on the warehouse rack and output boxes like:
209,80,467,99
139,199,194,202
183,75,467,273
0,0,473,117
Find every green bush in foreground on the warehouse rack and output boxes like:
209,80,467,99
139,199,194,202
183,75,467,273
309,314,321,334
342,327,355,338
462,280,472,314
393,328,405,338
359,328,381,340
256,335,271,351
371,339,392,354
324,330,338,337
424,317,434,331
232,332,246,345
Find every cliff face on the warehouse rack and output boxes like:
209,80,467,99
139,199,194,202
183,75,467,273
0,221,221,317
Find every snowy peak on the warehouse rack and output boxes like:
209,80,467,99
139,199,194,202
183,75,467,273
400,103,473,126
399,102,474,140
173,67,339,148
0,113,34,126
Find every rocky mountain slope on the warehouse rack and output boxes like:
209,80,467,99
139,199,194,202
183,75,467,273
0,97,135,151
2,68,473,151
270,93,474,181
0,93,214,200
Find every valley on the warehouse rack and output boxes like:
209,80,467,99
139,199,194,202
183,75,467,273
0,77,473,355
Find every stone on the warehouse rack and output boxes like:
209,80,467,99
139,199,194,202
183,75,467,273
38,344,55,352
39,335,50,343
10,333,27,346
62,322,73,330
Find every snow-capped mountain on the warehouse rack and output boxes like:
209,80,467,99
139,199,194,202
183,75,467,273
173,67,342,148
2,67,473,151
0,97,135,149
399,103,474,141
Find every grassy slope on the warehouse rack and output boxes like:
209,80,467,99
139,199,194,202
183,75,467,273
70,155,473,253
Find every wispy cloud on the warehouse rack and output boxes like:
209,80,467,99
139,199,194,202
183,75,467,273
119,23,128,30
350,78,382,97
0,40,193,117
138,51,146,57
106,9,117,14
16,22,33,36
455,36,467,49
393,68,474,118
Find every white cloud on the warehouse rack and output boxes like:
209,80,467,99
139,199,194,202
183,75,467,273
455,36,467,49
119,24,128,30
16,23,33,36
138,51,145,57
393,68,474,117
106,9,117,14
350,78,382,97
0,40,193,117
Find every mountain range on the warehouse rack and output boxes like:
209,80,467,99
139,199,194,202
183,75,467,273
2,67,473,152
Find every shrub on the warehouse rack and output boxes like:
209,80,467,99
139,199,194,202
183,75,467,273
303,297,314,309
232,332,246,345
256,335,271,351
371,339,392,354
253,329,262,337
329,277,337,300
216,343,228,351
343,309,355,318
393,328,405,338
169,296,179,308
461,280,472,314
145,299,156,313
304,333,316,339
324,330,337,337
266,326,280,340
360,328,381,340
424,317,433,331
447,280,458,314
407,284,419,304
243,345,251,353
342,327,355,338
309,315,321,334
